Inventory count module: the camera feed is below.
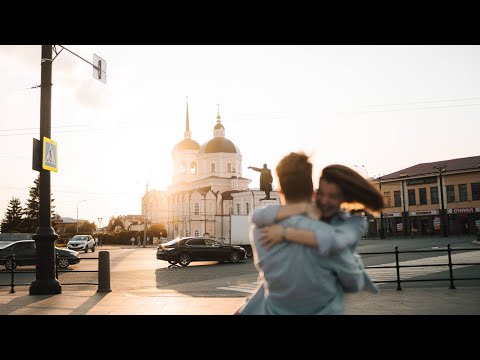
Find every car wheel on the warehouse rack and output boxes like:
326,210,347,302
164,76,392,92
168,260,177,265
5,259,17,270
91,246,96,253
57,258,69,269
178,253,191,267
229,251,240,264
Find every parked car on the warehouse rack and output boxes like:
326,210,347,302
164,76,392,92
0,240,80,270
156,237,247,266
67,235,96,253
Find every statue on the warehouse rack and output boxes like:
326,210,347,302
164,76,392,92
248,163,273,199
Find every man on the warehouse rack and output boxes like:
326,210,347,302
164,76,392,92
237,155,381,315
248,164,273,199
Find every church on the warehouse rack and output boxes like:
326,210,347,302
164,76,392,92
141,104,279,241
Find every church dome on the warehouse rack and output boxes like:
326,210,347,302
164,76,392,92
173,138,200,151
200,137,238,154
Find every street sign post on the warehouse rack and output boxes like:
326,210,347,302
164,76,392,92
42,136,58,172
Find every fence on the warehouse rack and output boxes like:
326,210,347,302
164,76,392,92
0,254,103,293
359,244,480,290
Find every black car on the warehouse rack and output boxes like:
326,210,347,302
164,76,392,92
156,237,247,266
0,240,81,270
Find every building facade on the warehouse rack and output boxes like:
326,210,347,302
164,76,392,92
371,156,480,237
142,105,279,240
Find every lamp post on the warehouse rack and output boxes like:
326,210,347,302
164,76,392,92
377,175,385,239
76,200,86,234
29,45,61,295
97,217,103,232
354,164,369,179
433,165,448,237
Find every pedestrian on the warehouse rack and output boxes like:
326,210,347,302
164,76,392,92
137,236,141,246
130,237,135,246
236,154,383,315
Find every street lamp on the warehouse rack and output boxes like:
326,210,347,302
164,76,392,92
97,217,103,232
76,200,86,234
433,165,448,237
376,175,385,239
354,164,369,179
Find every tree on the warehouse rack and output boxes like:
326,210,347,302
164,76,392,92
0,197,24,233
150,223,167,237
22,175,56,233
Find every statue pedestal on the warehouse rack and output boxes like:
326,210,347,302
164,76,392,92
258,198,278,208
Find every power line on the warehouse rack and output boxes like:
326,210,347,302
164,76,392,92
0,124,87,132
360,103,480,113
359,97,480,108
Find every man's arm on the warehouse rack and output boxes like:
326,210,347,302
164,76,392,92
248,166,262,172
332,250,378,294
250,203,317,228
260,215,368,256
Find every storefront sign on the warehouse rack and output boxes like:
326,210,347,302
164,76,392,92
448,207,475,214
383,212,402,218
396,223,403,231
433,217,441,230
410,210,439,216
406,176,437,186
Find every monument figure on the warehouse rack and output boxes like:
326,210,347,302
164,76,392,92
248,163,273,200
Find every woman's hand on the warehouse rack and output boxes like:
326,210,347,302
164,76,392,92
259,224,285,249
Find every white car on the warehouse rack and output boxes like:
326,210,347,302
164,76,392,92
67,235,96,253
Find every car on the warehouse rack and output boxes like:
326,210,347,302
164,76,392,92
67,235,96,253
0,240,81,270
156,237,247,267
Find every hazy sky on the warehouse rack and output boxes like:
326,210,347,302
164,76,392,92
1,45,479,227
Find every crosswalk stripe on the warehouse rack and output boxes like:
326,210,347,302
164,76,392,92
216,251,479,293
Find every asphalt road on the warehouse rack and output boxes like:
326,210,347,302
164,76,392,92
1,235,479,296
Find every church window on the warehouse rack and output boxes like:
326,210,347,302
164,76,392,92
191,162,197,174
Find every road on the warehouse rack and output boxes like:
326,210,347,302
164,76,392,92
1,235,479,296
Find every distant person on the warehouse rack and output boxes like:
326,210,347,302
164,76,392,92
137,236,141,246
236,154,382,315
130,237,135,246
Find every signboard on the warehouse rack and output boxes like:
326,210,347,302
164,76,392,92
410,210,439,216
448,207,475,214
406,176,437,186
396,223,403,231
433,216,441,230
42,136,58,172
93,54,107,84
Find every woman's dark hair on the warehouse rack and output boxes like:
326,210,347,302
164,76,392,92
319,164,384,211
276,152,313,201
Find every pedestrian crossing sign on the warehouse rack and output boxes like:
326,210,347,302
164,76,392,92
42,136,58,172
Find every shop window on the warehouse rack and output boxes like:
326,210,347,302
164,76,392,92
472,183,480,201
459,184,468,202
430,187,439,204
419,188,427,205
394,191,401,207
195,203,199,215
408,189,416,206
384,192,391,207
447,185,455,203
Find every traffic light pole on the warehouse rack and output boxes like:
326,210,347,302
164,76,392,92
30,45,62,295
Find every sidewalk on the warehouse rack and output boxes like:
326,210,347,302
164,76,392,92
1,285,479,315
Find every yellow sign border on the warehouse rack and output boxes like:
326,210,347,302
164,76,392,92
42,136,58,172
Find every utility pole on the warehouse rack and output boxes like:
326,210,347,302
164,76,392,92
378,175,385,239
30,45,61,295
434,165,448,237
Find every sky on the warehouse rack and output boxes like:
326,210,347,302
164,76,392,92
1,45,479,228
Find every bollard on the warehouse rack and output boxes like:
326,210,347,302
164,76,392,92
395,246,402,291
447,244,456,290
97,251,112,293
10,255,16,294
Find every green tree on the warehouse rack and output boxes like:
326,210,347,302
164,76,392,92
22,175,56,232
150,223,167,237
0,197,24,233
77,220,97,234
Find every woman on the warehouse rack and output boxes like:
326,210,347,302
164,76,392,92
237,155,383,315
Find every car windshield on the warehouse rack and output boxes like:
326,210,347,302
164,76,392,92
163,237,182,246
72,236,88,241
